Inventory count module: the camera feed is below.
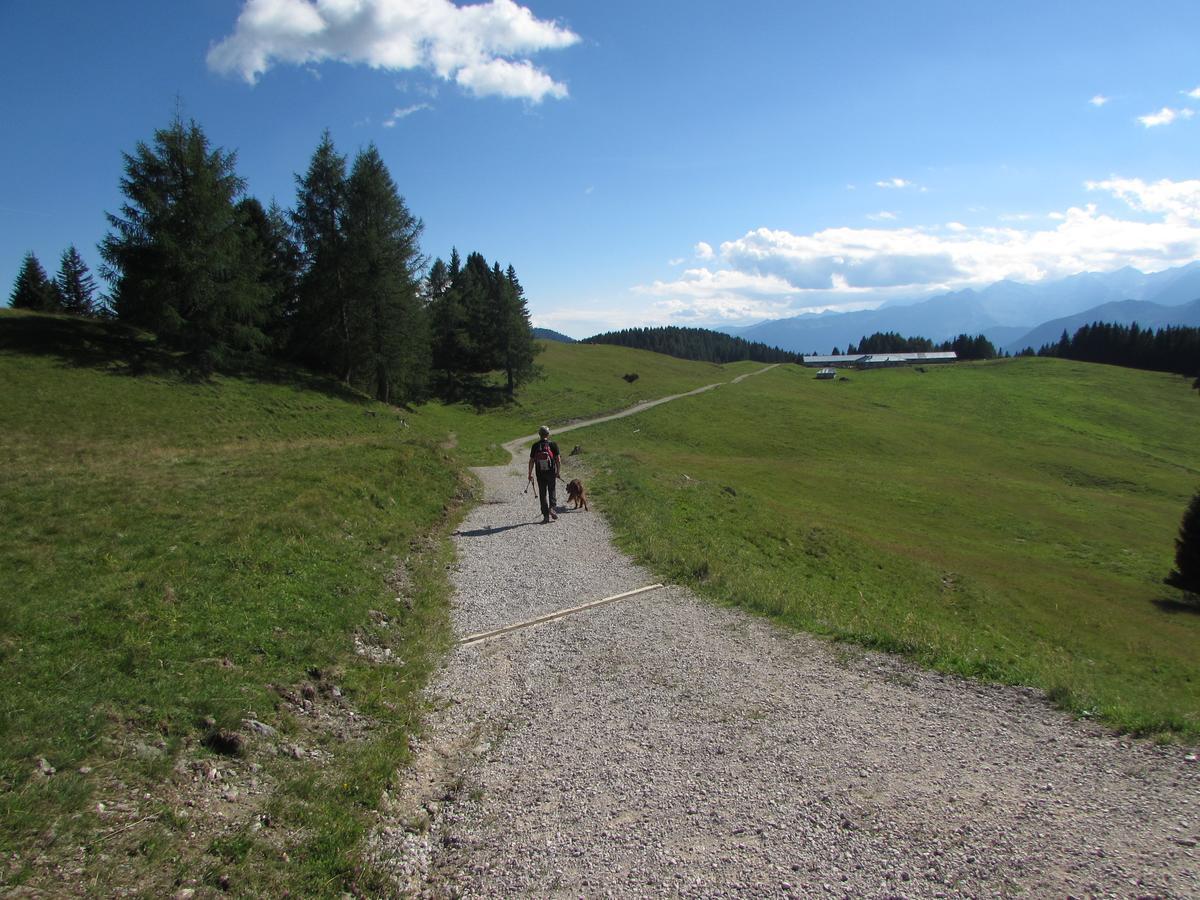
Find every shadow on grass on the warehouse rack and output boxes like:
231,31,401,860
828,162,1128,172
0,311,369,405
1151,596,1200,615
0,310,181,373
431,372,519,411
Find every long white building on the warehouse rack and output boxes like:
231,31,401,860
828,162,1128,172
802,351,958,368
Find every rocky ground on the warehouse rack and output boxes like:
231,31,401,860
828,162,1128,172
370,412,1200,898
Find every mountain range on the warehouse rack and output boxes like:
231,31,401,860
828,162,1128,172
723,262,1200,355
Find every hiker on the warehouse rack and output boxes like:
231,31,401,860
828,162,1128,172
527,425,561,523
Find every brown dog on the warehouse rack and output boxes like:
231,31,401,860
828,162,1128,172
565,478,588,511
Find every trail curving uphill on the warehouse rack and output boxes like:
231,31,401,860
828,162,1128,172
371,366,1198,898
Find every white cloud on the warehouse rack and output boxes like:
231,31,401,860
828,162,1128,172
630,177,1200,325
867,211,897,221
1185,86,1200,100
455,57,567,100
875,177,912,189
694,241,714,260
1085,176,1200,224
1138,106,1195,127
382,102,431,126
208,0,580,103
667,257,685,266
631,268,807,323
1089,94,1109,107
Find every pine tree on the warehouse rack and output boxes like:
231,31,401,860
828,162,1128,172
9,252,60,310
341,144,429,403
425,257,450,303
498,263,539,396
238,197,301,354
1166,490,1200,600
99,115,268,368
458,251,498,373
427,255,470,397
54,246,98,316
290,131,350,376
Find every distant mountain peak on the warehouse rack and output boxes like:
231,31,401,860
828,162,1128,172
716,261,1200,355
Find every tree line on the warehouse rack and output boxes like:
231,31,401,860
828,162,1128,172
832,331,998,360
583,326,800,364
10,247,100,317
6,116,538,405
1032,321,1200,379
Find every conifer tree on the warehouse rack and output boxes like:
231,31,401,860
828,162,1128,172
427,255,471,397
1166,491,1200,601
238,197,301,353
54,246,97,316
341,144,428,403
291,130,350,375
426,257,450,302
458,251,498,372
9,252,60,310
99,115,268,368
497,263,538,395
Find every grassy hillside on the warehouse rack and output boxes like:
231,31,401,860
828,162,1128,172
0,311,736,895
411,339,744,462
582,358,1200,737
0,314,465,894
5,310,1197,893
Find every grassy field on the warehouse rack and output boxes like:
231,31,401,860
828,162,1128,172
581,358,1200,738
410,339,745,462
4,310,1198,893
0,312,734,895
0,314,465,894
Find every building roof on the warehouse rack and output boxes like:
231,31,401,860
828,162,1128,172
802,351,957,366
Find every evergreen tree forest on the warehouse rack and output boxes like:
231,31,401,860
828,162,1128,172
424,250,539,401
843,331,997,360
7,116,537,406
1036,321,1200,378
583,326,799,364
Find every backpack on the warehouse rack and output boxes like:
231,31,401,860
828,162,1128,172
533,439,555,472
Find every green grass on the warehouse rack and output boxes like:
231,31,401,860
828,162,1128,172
0,312,467,893
581,358,1200,737
0,312,740,894
409,340,747,463
6,309,1198,892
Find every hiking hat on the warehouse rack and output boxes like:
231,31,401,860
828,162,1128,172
538,425,550,437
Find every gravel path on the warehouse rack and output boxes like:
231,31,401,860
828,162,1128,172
372,377,1199,898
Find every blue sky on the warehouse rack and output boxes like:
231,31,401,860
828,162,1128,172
4,1,1200,338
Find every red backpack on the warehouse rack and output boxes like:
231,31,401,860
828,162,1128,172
533,439,555,472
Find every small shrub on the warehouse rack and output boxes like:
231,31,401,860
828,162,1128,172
1165,489,1200,601
622,373,639,383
